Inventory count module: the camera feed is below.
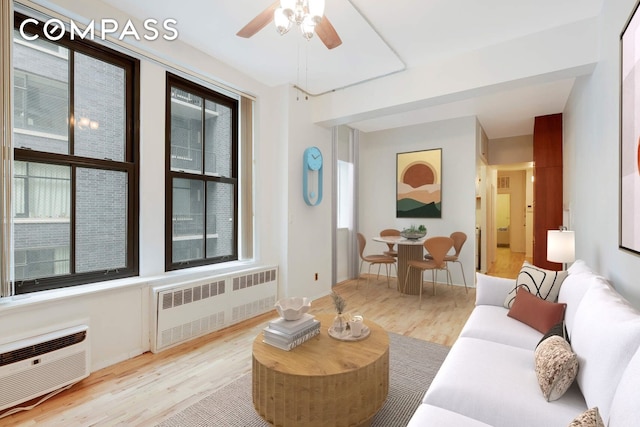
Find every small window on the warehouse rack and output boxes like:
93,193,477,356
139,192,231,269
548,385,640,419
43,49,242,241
337,160,354,229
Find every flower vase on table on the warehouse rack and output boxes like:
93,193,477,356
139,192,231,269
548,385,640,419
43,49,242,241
332,312,350,334
330,291,348,333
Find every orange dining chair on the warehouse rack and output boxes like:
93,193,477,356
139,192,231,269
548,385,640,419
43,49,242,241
380,228,401,257
356,232,397,290
404,236,454,307
424,231,468,293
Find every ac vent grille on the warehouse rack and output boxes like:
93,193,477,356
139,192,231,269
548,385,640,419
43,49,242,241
0,351,87,410
233,269,276,291
0,331,87,367
498,176,510,189
152,265,278,352
163,281,226,310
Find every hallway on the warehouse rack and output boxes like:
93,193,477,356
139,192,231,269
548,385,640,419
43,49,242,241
486,247,531,279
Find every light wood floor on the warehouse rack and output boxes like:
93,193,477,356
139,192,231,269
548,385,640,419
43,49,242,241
487,247,530,279
2,250,519,426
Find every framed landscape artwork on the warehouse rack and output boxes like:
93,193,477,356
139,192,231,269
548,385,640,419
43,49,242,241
621,2,640,255
396,148,442,218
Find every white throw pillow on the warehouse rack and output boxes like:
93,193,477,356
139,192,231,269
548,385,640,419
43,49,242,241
504,261,568,308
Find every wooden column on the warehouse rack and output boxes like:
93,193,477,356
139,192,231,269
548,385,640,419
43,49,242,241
533,113,563,270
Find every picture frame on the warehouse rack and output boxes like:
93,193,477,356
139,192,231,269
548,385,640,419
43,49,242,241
620,1,640,254
396,148,442,218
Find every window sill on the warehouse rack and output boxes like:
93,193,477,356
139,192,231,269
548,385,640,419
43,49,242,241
0,259,260,315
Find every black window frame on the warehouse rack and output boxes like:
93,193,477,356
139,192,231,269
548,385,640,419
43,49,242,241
12,12,140,294
165,73,239,271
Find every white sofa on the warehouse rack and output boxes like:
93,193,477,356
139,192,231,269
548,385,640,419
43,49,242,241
407,260,640,427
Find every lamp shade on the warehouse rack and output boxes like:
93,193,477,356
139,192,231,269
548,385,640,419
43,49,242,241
547,230,575,263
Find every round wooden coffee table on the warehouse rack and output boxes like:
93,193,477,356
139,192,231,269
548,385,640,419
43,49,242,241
252,313,389,427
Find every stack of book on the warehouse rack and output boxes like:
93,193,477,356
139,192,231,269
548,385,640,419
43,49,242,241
263,313,320,351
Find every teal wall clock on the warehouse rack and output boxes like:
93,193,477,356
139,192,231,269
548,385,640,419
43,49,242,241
303,146,323,206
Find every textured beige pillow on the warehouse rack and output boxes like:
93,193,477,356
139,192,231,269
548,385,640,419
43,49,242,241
567,407,604,427
534,335,578,401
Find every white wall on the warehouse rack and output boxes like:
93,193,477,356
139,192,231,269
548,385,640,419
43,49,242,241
488,135,533,165
564,0,640,308
283,87,333,300
358,116,478,287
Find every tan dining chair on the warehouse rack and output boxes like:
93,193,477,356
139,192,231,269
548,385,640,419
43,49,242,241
424,231,468,293
404,236,454,307
356,232,397,290
380,228,401,257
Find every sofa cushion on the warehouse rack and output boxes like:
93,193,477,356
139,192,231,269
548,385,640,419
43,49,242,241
567,259,593,276
557,268,606,339
568,407,604,427
504,261,568,308
534,335,579,401
507,287,567,333
608,346,640,427
459,305,543,350
571,280,640,422
475,272,516,307
407,404,493,427
423,337,587,427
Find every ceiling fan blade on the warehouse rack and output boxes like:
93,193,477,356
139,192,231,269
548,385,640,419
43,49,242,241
236,0,279,38
315,16,342,49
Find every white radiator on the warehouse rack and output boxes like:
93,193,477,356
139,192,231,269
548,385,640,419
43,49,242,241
0,325,90,411
151,265,278,353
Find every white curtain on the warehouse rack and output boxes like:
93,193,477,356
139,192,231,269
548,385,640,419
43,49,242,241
1,0,13,297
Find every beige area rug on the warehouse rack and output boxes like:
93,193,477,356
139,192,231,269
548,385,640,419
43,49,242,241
157,333,449,427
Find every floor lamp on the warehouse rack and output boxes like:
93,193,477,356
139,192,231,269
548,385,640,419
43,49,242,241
547,227,575,271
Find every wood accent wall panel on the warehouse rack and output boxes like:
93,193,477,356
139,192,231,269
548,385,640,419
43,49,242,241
533,113,563,271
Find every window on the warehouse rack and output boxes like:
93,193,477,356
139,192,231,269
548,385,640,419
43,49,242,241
337,160,354,229
12,13,139,294
14,69,69,137
166,74,238,270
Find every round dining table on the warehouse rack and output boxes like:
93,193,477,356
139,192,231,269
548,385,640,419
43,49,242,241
372,235,426,295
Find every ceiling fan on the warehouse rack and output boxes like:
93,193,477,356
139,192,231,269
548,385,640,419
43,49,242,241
237,0,343,49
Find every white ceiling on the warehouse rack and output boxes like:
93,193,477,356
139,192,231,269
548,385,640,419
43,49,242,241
97,0,604,138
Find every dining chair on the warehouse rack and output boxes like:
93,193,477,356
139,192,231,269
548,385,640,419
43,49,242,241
379,228,401,257
424,231,468,293
356,232,397,290
404,236,454,307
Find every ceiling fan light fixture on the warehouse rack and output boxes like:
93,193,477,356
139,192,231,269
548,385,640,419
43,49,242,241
292,1,306,25
308,0,325,23
259,0,338,46
300,15,316,40
274,7,292,35
280,0,296,16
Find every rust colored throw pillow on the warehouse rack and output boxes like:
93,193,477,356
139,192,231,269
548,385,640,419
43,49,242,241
507,287,567,333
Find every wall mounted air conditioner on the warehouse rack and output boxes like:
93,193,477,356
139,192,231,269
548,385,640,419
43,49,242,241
0,325,90,411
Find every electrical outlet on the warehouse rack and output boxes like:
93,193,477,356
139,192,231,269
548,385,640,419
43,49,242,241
314,273,318,281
